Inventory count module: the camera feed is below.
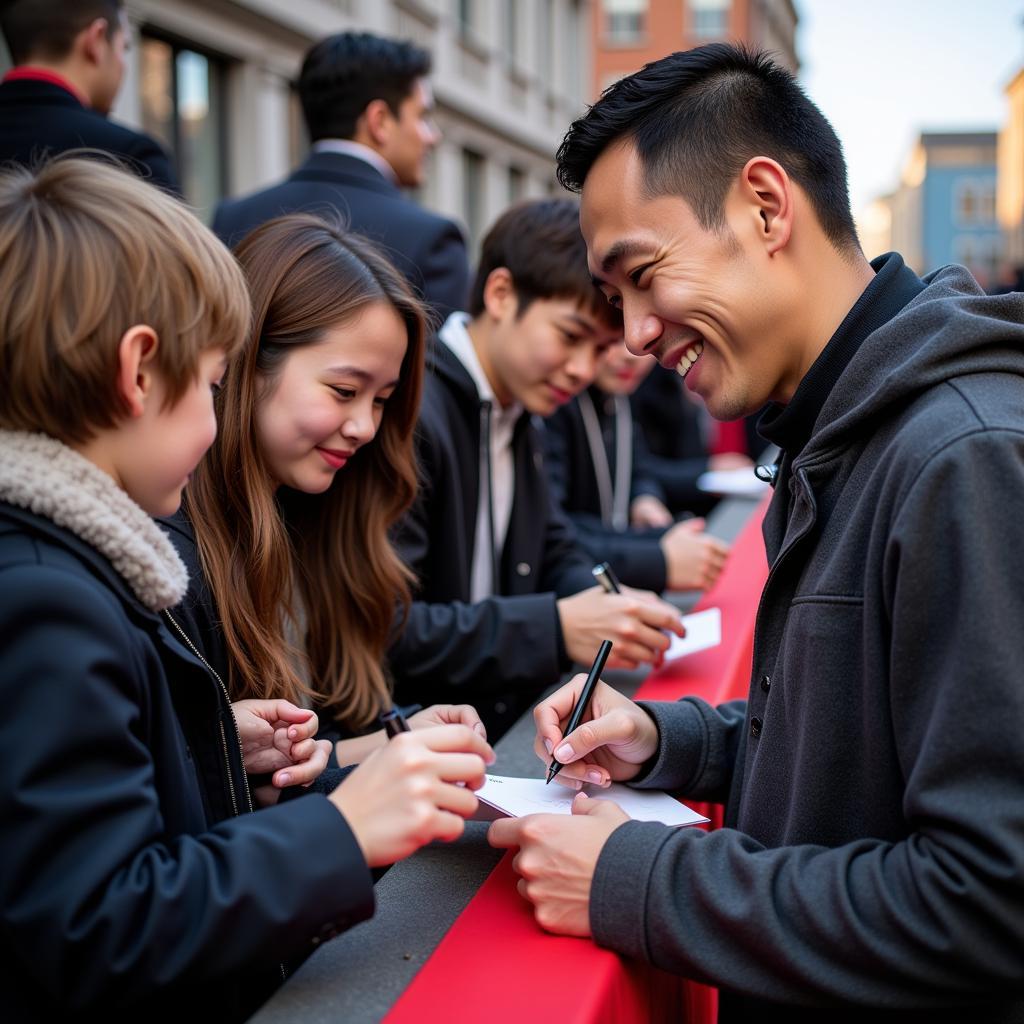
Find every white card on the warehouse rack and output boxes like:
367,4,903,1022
697,467,770,497
476,775,708,828
664,606,721,662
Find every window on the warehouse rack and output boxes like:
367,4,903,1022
505,0,520,64
955,178,996,225
508,164,526,204
602,0,646,45
538,0,554,81
140,34,226,217
691,0,730,40
954,234,1001,285
458,0,479,39
462,147,486,250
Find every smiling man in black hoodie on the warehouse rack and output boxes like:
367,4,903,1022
489,44,1024,1021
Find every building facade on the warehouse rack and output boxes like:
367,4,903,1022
887,131,1000,286
997,65,1024,275
0,1,592,250
592,0,798,98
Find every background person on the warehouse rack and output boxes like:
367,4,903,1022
0,0,178,192
543,338,729,593
213,31,468,322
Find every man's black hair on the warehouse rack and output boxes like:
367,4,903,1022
469,197,621,328
0,0,122,65
556,43,860,254
298,32,431,142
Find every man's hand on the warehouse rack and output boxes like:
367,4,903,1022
488,793,629,937
630,493,673,529
557,585,684,670
533,673,660,788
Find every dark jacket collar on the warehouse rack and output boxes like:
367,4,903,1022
759,253,926,459
0,501,159,623
427,334,482,410
0,76,87,110
289,151,399,197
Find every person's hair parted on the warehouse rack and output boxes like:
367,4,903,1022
556,43,860,255
185,213,427,728
0,154,248,445
298,31,431,142
469,197,622,327
0,0,122,65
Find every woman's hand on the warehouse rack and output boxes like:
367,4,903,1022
232,699,329,788
409,703,488,739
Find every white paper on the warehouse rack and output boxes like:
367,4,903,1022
697,467,770,497
664,606,721,662
476,775,708,828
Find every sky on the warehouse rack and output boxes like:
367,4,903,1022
796,0,1024,216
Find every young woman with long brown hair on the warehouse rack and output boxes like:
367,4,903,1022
163,211,490,808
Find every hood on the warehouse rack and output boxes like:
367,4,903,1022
805,263,1024,459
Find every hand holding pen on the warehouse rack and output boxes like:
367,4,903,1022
545,639,613,784
534,661,661,789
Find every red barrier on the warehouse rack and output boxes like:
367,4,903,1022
384,498,770,1024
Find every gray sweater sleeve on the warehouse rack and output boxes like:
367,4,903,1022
589,432,1024,1007
632,697,747,801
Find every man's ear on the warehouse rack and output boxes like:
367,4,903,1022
116,325,160,419
481,268,519,322
78,18,111,68
360,98,395,149
740,157,793,257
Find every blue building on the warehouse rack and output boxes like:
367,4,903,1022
888,131,1000,288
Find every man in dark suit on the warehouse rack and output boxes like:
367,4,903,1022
213,32,468,323
0,0,178,193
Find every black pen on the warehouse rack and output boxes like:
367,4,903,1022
592,561,623,595
545,639,613,785
379,705,411,739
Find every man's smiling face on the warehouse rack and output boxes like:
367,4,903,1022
581,141,793,421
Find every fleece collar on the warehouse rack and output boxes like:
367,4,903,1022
0,431,187,611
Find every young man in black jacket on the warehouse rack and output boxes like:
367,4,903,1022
0,0,178,193
390,198,685,739
490,44,1024,1021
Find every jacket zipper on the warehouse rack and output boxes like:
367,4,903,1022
163,608,249,814
162,609,287,982
750,467,819,690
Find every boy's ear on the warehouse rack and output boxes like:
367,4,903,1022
481,267,519,321
116,325,160,419
738,156,793,257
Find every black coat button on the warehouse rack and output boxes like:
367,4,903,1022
760,674,771,693
750,717,762,737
